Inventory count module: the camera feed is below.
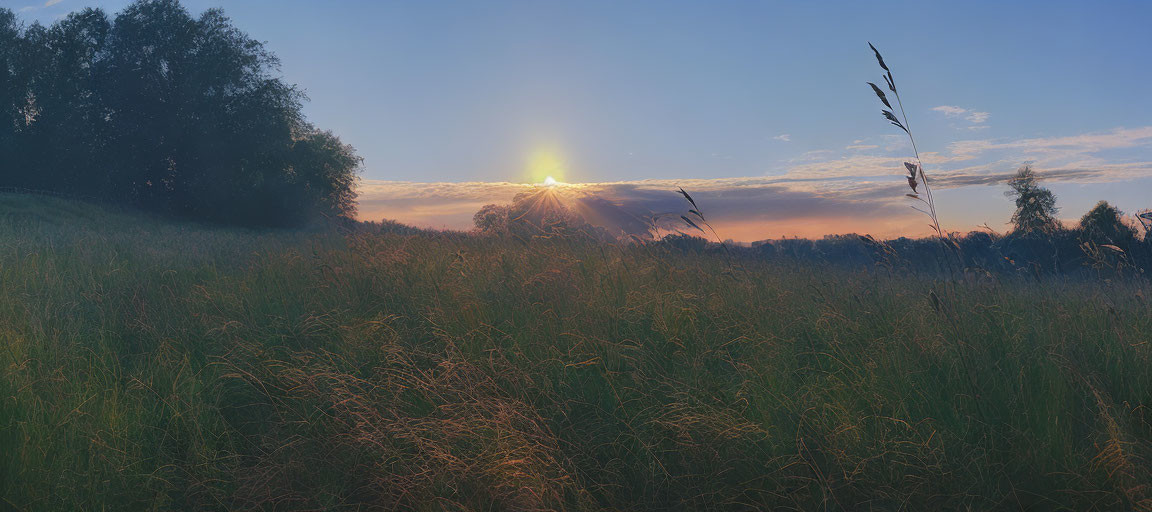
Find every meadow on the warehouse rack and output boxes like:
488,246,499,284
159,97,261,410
2,193,1151,511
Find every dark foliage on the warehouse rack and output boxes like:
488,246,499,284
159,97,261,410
473,192,616,242
1006,165,1060,235
710,226,1149,279
1079,201,1138,248
0,1,361,226
659,163,1152,278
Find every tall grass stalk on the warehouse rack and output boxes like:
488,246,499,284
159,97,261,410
866,42,944,239
672,186,744,275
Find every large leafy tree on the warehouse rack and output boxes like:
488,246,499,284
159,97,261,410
21,9,111,191
0,9,30,185
1005,165,1060,235
1079,201,1137,248
0,0,360,226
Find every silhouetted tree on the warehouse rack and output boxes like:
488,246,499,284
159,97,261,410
286,127,362,221
1005,165,1060,235
20,9,111,191
0,1,361,226
0,9,28,185
1078,201,1137,248
474,204,511,235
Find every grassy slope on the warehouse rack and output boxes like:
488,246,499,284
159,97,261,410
1,193,1151,510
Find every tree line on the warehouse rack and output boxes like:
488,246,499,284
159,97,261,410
472,165,1152,277
0,0,360,226
740,166,1152,277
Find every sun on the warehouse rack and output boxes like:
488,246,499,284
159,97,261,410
527,148,567,184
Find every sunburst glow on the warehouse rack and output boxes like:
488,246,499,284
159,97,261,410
527,148,567,184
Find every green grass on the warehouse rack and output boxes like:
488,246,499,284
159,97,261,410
2,193,1151,510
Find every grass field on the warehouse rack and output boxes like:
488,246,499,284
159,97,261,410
2,194,1151,510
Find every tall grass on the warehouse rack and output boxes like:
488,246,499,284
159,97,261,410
2,194,1151,510
866,43,944,238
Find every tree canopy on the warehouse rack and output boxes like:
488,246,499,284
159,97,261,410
1079,201,1138,247
0,0,360,226
1005,165,1060,235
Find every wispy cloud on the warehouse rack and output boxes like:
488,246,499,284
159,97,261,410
933,105,990,127
932,105,968,117
773,134,791,142
965,111,990,123
945,126,1152,163
19,0,65,12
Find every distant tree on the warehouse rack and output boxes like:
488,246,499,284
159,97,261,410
473,204,510,235
1005,165,1060,235
1079,201,1137,247
657,233,710,252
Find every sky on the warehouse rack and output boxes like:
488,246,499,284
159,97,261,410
6,0,1152,240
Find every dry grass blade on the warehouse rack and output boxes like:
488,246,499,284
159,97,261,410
1137,210,1152,234
868,82,892,109
681,215,705,233
868,41,889,71
678,187,698,210
882,109,907,133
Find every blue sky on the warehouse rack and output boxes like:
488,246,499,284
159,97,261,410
7,0,1151,238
